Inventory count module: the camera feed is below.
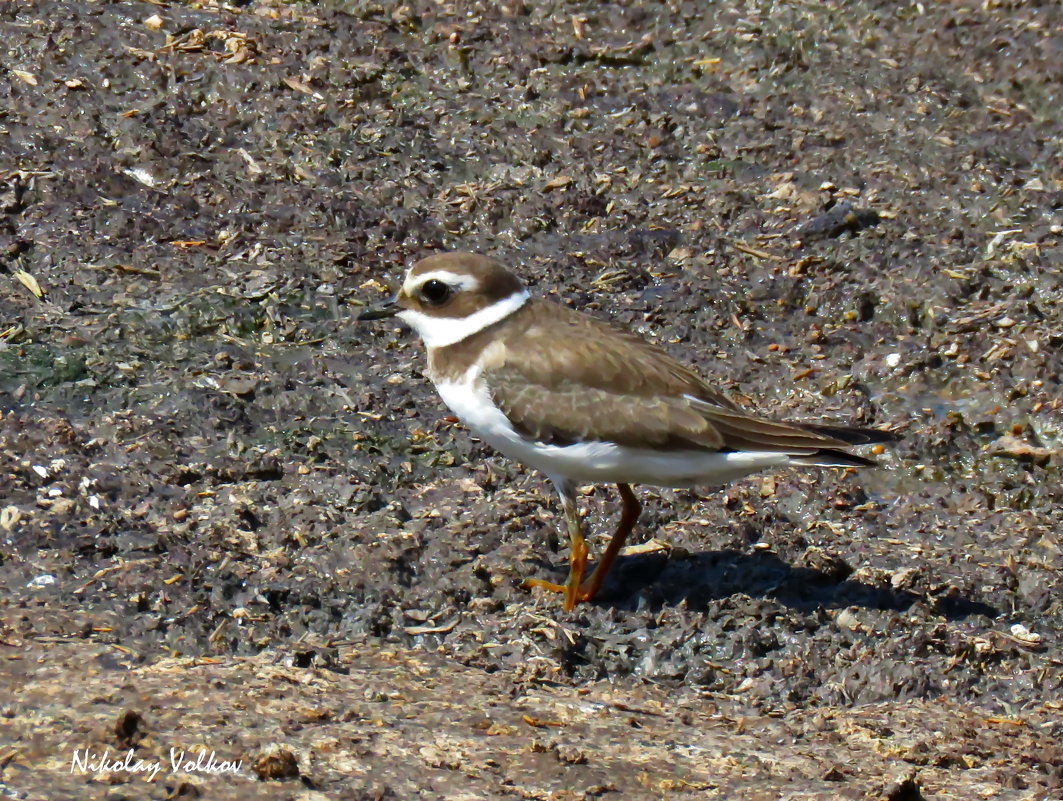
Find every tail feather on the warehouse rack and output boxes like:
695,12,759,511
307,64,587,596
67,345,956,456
788,448,880,469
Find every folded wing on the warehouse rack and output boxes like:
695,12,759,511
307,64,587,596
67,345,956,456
485,301,894,464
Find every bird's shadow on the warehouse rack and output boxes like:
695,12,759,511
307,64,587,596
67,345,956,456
529,548,998,619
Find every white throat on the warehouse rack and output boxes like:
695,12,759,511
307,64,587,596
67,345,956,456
398,290,529,348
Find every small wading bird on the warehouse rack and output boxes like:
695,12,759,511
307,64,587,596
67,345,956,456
359,252,895,610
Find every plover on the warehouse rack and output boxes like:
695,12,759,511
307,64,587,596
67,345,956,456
359,252,895,610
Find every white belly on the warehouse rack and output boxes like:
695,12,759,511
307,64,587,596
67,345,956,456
434,374,791,488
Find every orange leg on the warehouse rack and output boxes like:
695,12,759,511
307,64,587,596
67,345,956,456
522,490,588,610
523,484,642,610
575,483,641,604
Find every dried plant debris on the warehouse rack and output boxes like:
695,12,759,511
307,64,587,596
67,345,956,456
1,0,1062,799
3,637,1060,800
990,434,1055,466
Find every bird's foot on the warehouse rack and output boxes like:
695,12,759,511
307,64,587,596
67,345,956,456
522,577,598,610
522,534,592,610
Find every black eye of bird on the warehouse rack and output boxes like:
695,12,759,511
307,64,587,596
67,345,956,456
420,279,451,305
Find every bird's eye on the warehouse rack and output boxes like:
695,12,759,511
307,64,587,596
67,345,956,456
420,279,451,306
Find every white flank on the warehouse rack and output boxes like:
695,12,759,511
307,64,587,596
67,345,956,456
399,290,529,348
435,367,793,488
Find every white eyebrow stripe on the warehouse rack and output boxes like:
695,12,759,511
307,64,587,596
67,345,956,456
397,289,530,348
402,269,480,295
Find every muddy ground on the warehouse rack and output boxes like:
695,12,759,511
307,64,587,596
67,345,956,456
1,0,1061,798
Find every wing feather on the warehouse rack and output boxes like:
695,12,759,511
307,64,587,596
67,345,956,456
489,373,724,449
482,299,889,458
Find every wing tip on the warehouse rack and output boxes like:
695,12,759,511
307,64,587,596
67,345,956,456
800,423,901,447
794,424,899,467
